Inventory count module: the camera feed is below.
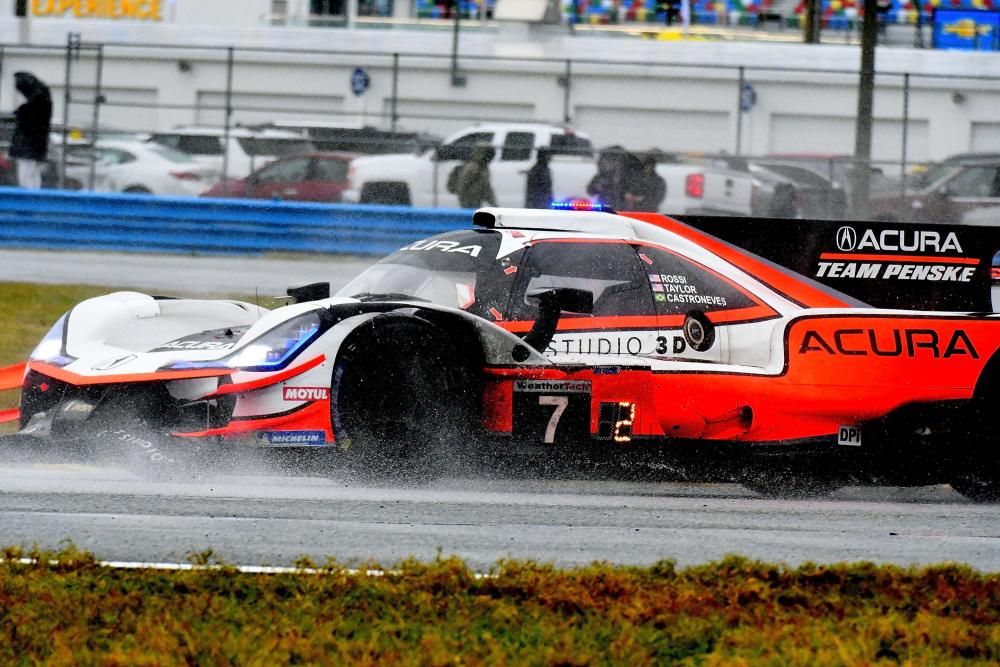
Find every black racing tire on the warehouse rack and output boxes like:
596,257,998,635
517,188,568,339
951,366,1000,502
331,317,477,483
950,473,1000,503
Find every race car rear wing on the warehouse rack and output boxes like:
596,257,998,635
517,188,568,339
673,216,1000,313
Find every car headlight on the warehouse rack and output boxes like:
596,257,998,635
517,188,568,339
162,311,324,373
30,313,74,367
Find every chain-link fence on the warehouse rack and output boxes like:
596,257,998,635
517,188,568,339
0,35,996,222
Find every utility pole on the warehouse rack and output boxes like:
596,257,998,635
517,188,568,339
852,0,878,220
803,0,821,43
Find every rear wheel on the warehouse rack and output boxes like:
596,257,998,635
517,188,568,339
951,371,1000,502
331,318,477,482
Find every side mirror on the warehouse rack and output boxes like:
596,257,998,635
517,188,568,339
286,282,330,304
522,287,593,353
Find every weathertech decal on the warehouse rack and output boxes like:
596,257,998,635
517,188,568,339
282,386,330,401
514,379,591,393
799,328,979,359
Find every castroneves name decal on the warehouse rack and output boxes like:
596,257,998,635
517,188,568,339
799,328,979,359
404,239,482,257
836,227,963,254
283,386,331,401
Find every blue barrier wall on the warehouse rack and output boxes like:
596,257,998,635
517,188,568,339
0,188,471,256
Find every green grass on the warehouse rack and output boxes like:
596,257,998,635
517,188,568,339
1,546,998,665
0,281,284,417
0,282,116,368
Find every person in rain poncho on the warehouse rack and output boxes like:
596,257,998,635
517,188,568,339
455,143,497,209
9,72,53,190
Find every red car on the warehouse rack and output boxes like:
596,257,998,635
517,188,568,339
202,152,352,202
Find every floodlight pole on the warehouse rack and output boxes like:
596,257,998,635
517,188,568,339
450,2,466,87
851,0,878,220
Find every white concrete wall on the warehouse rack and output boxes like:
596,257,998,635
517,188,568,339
0,15,997,162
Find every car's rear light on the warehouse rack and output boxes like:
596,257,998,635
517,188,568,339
991,267,1000,281
170,171,201,181
685,173,704,199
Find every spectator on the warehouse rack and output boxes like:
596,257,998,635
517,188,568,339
624,151,667,212
456,143,497,208
875,0,891,35
524,147,553,209
9,72,52,190
587,146,626,209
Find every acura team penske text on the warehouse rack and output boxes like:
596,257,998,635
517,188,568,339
2,207,999,499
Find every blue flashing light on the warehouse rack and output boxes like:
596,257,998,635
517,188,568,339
550,199,616,213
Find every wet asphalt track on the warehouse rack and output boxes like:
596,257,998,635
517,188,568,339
1,249,999,570
1,451,998,571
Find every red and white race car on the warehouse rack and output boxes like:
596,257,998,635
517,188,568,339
2,206,999,499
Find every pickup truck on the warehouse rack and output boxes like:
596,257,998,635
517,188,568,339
342,124,599,208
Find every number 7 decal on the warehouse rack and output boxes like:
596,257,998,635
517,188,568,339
538,395,569,444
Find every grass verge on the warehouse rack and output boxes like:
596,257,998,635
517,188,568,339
1,545,998,665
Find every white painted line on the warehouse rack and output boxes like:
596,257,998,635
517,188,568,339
6,558,493,578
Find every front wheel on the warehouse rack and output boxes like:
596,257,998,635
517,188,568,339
331,318,478,482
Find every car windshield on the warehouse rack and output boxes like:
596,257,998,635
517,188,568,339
336,230,502,309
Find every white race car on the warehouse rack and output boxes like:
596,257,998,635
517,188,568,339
3,206,1000,498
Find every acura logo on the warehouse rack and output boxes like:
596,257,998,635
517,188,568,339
836,226,857,252
92,354,137,371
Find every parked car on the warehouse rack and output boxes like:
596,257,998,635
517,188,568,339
147,126,314,182
83,140,219,196
258,121,441,155
342,123,597,207
870,155,1000,224
680,156,847,220
201,152,352,202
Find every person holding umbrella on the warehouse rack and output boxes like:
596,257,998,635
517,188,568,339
9,71,52,189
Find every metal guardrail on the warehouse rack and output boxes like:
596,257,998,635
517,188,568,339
0,188,469,256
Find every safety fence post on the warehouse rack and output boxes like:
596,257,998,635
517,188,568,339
391,52,399,133
60,32,82,189
560,59,572,124
735,66,745,156
87,43,104,191
221,46,234,183
900,72,910,201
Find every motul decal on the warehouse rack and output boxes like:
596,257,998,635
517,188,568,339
282,386,331,401
799,328,979,359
